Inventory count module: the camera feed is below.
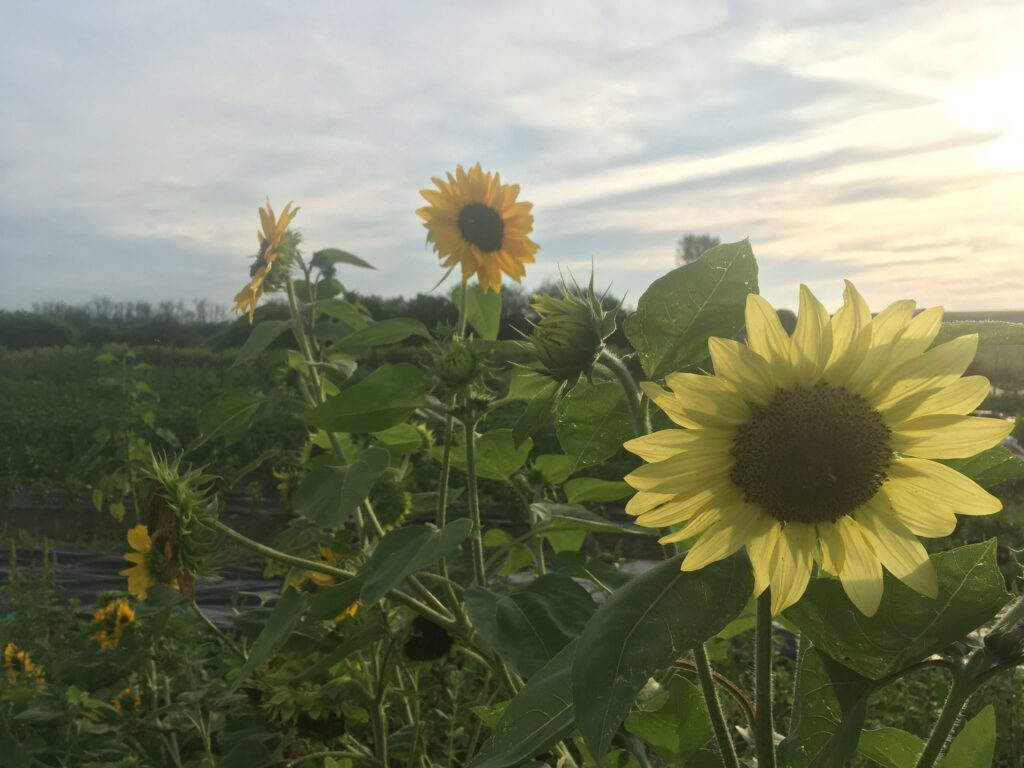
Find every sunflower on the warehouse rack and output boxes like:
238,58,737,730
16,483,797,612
624,282,1013,616
417,163,539,293
232,198,300,322
120,525,157,601
91,598,136,648
4,642,45,688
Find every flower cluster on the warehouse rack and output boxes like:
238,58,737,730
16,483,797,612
3,642,45,689
90,599,136,649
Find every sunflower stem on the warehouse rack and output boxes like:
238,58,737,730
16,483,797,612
598,348,649,437
755,591,777,768
464,414,487,586
692,644,741,768
190,600,246,662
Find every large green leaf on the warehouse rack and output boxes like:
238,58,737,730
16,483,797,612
465,574,597,678
787,542,1010,679
942,446,1024,488
470,640,577,768
508,366,555,400
512,379,563,447
530,503,652,537
292,448,390,528
433,429,534,481
857,728,923,768
305,363,427,433
312,247,375,271
555,380,633,473
233,320,292,367
453,283,502,341
624,239,758,379
624,674,713,761
940,705,996,768
308,576,365,622
313,298,369,329
564,478,633,505
359,519,473,604
933,321,1024,347
778,648,873,768
332,317,431,349
572,553,753,758
196,390,265,445
231,587,307,690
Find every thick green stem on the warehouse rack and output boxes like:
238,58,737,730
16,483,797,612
913,681,971,768
464,416,487,586
755,592,777,768
598,348,649,437
693,645,741,768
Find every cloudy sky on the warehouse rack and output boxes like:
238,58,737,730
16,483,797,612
2,0,1023,313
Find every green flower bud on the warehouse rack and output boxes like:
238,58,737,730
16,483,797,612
529,275,618,381
369,468,412,529
984,596,1024,659
433,338,480,391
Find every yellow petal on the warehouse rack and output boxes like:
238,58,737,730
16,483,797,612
880,375,991,426
657,507,723,543
887,457,1003,517
771,523,815,614
891,415,1013,458
126,525,150,554
744,293,794,388
881,482,958,537
789,285,832,386
845,300,917,395
855,497,938,598
625,491,677,516
747,521,781,596
624,450,733,493
879,306,944,378
640,382,702,429
835,517,884,616
664,373,750,426
817,521,846,573
868,334,978,410
681,507,775,573
824,280,871,386
631,479,738,526
708,337,774,405
624,429,733,463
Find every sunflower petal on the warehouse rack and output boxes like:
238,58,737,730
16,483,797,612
747,522,781,596
891,415,1013,458
880,375,991,425
681,508,774,573
771,523,815,614
835,517,884,616
789,285,832,385
887,457,1003,517
856,498,938,598
868,334,979,410
708,337,774,405
744,293,794,388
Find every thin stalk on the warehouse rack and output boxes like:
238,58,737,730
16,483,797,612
692,645,741,768
789,631,809,732
598,348,649,436
755,591,777,768
208,519,353,579
673,658,756,728
190,600,246,662
464,416,487,585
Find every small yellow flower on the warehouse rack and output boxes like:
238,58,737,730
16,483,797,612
120,525,157,601
418,163,538,293
111,687,141,715
293,547,340,590
91,599,136,648
333,600,361,625
625,282,1013,616
4,642,45,689
232,198,300,322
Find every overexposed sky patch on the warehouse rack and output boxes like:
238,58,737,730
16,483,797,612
1,0,1022,312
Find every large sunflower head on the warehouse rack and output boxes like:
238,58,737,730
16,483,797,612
232,198,300,322
624,281,1013,616
417,163,539,293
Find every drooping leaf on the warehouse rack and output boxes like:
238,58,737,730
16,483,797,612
564,478,633,505
359,519,473,604
942,446,1024,488
778,647,873,768
233,320,292,367
453,283,502,341
231,587,308,689
312,247,376,271
555,380,633,473
465,574,597,678
572,553,753,758
292,448,390,528
531,503,652,538
624,674,713,761
933,321,1024,347
305,363,427,433
196,390,265,446
624,239,758,379
332,317,431,349
470,640,577,768
786,542,1011,679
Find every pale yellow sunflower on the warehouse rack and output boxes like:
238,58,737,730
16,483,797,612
232,198,300,322
120,525,157,601
417,163,539,293
624,282,1013,616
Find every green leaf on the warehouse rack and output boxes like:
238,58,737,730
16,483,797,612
536,454,573,484
312,247,375,270
433,429,534,481
291,623,389,683
373,423,425,455
940,705,996,768
454,283,502,340
233,320,292,367
196,390,265,446
308,576,365,622
359,519,473,605
292,448,390,528
564,478,633,505
465,574,597,678
305,363,427,433
624,674,713,760
555,380,633,473
624,239,758,379
332,317,431,349
778,647,873,768
508,366,555,400
314,298,369,329
513,379,563,447
942,446,1024,488
857,727,923,768
470,640,577,768
787,541,1011,679
231,587,308,690
531,503,653,537
572,553,753,758
933,321,1024,347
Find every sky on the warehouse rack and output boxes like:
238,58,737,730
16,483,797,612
2,0,1023,314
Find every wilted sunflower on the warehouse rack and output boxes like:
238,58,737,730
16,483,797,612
232,198,300,322
417,163,539,293
625,282,1013,616
120,525,157,601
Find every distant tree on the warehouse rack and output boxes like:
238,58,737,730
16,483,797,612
676,233,721,265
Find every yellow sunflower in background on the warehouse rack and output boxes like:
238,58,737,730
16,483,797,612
91,598,136,648
418,163,539,293
232,198,300,322
120,525,157,601
625,281,1013,616
4,642,45,688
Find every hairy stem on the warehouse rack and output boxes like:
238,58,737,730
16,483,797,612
692,645,741,768
755,591,777,768
598,348,649,437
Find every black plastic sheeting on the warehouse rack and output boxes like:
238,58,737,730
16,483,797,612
1,548,282,626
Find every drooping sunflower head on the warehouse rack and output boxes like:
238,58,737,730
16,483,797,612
232,198,300,322
624,281,1013,616
417,163,539,293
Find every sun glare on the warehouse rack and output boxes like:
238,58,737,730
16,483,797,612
949,67,1024,170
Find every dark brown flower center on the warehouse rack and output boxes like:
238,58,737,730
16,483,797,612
730,382,892,524
458,203,504,252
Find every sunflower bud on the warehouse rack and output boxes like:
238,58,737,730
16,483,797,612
529,276,618,382
433,338,481,391
369,468,413,529
984,596,1024,660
